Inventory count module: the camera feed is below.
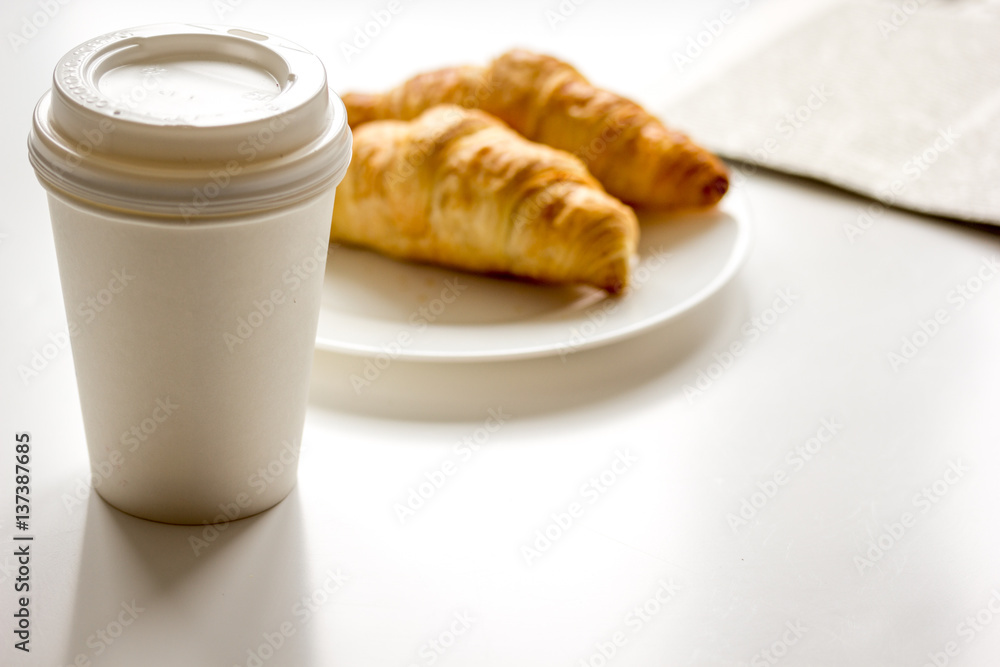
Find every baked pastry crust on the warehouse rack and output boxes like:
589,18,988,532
330,105,639,294
344,49,729,210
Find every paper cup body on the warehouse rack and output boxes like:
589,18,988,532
28,25,351,523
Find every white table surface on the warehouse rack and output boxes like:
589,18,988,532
3,1,1000,666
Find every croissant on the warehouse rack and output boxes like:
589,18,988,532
330,105,638,294
343,49,729,210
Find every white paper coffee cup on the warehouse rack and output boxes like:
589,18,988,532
28,24,352,524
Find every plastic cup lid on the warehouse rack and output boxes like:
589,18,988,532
28,24,352,220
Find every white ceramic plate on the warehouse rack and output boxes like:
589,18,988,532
316,185,752,361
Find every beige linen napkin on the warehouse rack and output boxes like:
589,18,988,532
663,0,1000,225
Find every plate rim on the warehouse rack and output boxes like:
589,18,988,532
315,191,753,362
